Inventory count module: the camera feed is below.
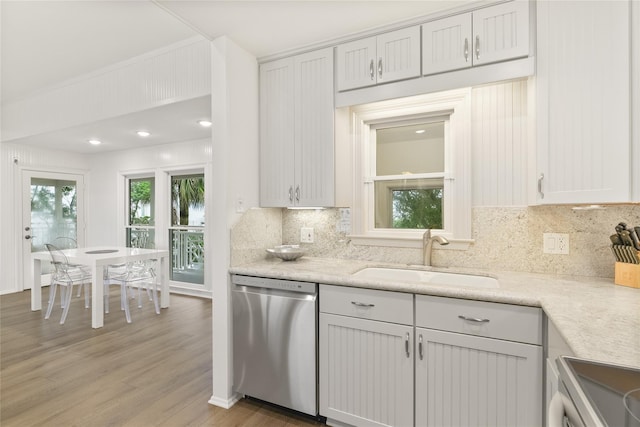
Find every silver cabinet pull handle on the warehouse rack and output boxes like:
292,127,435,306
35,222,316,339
538,173,545,199
475,35,480,59
378,58,383,79
419,334,424,360
295,185,300,202
369,59,375,80
464,38,469,62
405,332,410,358
288,186,294,203
458,315,490,323
351,301,375,308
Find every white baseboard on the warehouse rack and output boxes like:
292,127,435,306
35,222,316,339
169,285,212,299
208,392,241,409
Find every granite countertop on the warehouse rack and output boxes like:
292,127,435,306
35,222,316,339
230,257,640,367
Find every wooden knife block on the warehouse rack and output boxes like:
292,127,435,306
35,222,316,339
615,260,640,288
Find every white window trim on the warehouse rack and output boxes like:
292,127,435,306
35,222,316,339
350,88,472,248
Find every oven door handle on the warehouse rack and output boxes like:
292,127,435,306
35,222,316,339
548,392,565,427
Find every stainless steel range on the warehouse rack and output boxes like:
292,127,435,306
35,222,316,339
553,356,640,427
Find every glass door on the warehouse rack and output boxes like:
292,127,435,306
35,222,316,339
169,173,204,286
22,170,84,290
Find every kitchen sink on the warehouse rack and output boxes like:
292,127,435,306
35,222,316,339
352,267,499,289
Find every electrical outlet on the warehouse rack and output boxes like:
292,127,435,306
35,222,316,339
543,233,570,254
301,227,314,243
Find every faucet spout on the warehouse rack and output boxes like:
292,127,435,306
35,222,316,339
423,230,450,266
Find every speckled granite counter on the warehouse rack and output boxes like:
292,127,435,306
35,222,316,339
230,257,640,367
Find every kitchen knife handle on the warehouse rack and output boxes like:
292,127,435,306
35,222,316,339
537,173,544,199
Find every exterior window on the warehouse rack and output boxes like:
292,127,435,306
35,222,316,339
349,88,472,244
126,177,155,248
170,174,204,285
372,121,446,230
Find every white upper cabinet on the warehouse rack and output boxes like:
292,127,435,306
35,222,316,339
423,1,529,76
260,47,335,207
422,14,473,75
336,26,421,91
472,1,529,66
535,0,632,204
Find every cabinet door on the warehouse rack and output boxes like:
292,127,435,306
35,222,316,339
536,0,630,203
319,313,413,427
294,48,335,207
423,14,472,75
336,36,377,91
259,57,295,207
472,0,529,66
415,328,542,427
376,26,421,85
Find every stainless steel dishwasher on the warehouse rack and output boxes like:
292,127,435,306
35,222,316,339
232,274,318,417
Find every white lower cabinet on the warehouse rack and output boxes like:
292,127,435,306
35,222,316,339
319,286,544,427
319,313,414,427
319,284,414,427
415,328,542,427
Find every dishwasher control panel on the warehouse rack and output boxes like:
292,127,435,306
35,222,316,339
232,274,317,294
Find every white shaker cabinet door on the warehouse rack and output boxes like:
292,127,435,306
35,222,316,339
423,13,473,75
336,36,377,91
415,328,543,427
376,26,421,85
472,0,529,66
536,0,631,203
294,48,335,207
319,313,414,427
259,57,295,207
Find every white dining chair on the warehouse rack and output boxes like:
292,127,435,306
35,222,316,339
44,243,91,324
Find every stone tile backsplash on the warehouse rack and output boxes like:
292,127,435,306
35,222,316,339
231,204,640,278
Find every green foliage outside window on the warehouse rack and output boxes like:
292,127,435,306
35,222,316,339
130,180,151,225
393,188,443,229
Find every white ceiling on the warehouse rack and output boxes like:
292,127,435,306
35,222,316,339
1,0,474,153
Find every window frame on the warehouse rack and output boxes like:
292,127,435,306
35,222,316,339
350,88,472,247
368,117,451,232
125,175,156,248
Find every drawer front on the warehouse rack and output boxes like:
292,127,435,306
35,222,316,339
416,295,542,345
320,284,413,325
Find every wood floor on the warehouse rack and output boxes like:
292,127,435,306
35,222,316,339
0,290,325,426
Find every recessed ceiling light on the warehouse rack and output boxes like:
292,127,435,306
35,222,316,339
415,129,426,134
136,130,151,137
88,139,102,145
198,120,212,127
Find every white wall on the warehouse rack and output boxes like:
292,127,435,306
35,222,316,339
86,138,212,247
0,143,90,294
209,36,259,409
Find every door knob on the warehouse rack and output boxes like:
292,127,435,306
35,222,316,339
25,226,31,231
25,235,32,240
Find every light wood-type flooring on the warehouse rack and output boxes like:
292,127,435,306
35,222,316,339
1,290,324,426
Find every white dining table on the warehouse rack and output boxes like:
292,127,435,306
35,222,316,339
32,246,170,328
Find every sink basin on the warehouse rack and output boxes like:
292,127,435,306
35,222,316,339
352,267,499,289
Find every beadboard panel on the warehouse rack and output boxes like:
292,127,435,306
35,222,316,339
259,57,295,207
319,313,413,426
294,48,334,207
2,38,211,142
471,80,528,207
416,328,542,427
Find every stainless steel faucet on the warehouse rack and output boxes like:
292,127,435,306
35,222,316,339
423,229,449,266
